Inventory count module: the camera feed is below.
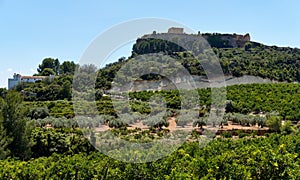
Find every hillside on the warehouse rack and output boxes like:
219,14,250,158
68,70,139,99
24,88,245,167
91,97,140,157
9,31,300,101
132,32,300,81
1,32,300,179
6,32,300,121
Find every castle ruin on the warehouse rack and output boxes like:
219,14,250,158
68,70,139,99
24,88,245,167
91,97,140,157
142,27,251,48
167,27,184,34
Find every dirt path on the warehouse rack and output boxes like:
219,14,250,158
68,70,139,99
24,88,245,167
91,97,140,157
92,119,269,133
127,121,149,130
222,121,269,130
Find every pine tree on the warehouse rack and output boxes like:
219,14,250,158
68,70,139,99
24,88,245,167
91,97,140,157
0,91,32,159
0,123,11,159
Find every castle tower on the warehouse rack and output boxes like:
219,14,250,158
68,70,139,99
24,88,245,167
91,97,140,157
168,27,184,34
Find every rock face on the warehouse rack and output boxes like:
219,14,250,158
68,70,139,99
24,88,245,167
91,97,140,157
201,33,251,48
235,33,251,47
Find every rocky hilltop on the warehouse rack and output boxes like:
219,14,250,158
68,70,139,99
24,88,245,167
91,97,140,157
139,27,251,49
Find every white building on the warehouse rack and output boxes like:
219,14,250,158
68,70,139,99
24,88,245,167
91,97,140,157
8,73,53,90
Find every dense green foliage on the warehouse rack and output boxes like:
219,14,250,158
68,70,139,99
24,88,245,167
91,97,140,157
216,45,300,81
30,128,95,158
0,91,32,160
22,83,300,121
0,133,300,179
133,38,300,82
37,58,77,76
15,74,73,101
226,83,300,120
13,58,76,101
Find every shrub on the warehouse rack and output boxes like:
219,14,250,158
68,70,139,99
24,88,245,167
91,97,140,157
238,133,247,138
30,107,49,119
221,131,232,138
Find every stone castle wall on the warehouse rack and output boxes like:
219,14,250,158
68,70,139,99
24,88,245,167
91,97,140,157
141,28,251,48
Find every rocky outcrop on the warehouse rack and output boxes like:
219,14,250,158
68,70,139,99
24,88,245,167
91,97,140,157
140,28,251,49
201,33,251,48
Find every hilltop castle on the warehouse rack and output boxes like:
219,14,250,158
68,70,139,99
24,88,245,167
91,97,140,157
142,27,251,48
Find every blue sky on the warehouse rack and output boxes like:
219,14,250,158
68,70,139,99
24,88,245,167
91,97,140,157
1,0,300,88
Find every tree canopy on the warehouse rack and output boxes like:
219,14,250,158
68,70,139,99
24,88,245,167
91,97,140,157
37,58,60,75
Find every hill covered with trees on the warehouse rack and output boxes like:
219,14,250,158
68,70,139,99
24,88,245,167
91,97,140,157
11,33,300,102
2,32,300,179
